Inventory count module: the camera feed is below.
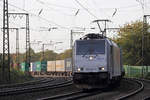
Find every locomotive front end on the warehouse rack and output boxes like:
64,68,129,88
73,38,109,89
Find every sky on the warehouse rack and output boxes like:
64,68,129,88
0,0,150,53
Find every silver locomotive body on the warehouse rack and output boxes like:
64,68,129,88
73,34,123,89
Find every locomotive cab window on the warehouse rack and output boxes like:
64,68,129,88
76,40,105,55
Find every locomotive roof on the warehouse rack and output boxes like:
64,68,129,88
76,36,119,48
81,33,106,40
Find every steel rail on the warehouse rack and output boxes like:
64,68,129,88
144,97,150,100
38,89,103,100
0,79,73,96
0,78,50,89
140,79,150,100
38,91,83,100
116,78,144,100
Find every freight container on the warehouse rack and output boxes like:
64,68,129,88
30,62,36,72
20,62,29,72
56,60,65,72
20,62,25,72
35,61,41,72
65,58,72,72
41,61,47,72
30,63,32,72
47,61,56,71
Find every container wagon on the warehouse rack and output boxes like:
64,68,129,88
46,59,72,77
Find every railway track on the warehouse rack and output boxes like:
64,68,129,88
0,78,50,89
123,78,150,100
37,78,145,100
38,89,103,100
144,97,150,100
1,77,149,100
0,77,72,97
76,78,146,100
140,79,150,100
116,78,144,100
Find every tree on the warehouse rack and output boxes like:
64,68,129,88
114,21,150,65
57,49,72,60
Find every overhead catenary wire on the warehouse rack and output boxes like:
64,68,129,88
0,1,70,30
36,0,149,11
74,0,104,32
74,0,99,20
36,0,77,10
36,2,75,17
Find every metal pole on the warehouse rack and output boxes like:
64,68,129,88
42,44,44,60
54,46,56,72
16,28,19,67
142,15,146,78
3,0,10,83
142,15,150,76
70,30,73,74
104,20,106,37
8,13,30,72
26,14,30,71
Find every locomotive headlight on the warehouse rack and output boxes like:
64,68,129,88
77,68,81,72
77,67,83,72
99,67,105,71
101,67,105,70
89,56,94,60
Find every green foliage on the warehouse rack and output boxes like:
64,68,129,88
42,50,57,61
10,48,72,66
0,67,32,84
57,49,72,60
10,68,32,83
145,72,150,79
114,21,150,66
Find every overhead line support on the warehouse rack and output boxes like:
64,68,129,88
3,0,10,83
8,13,30,71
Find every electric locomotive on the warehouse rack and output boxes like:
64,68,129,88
73,33,124,89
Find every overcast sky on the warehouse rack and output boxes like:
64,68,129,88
0,0,150,53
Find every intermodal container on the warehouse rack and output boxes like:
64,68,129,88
47,61,55,71
35,61,41,72
41,61,47,72
65,58,72,72
30,62,36,72
56,60,65,72
20,62,29,72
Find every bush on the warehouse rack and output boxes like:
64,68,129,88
0,68,33,84
145,72,150,80
10,68,33,83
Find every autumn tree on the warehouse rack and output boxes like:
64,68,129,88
114,21,150,65
57,49,72,60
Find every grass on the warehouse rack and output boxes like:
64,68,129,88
0,67,33,85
